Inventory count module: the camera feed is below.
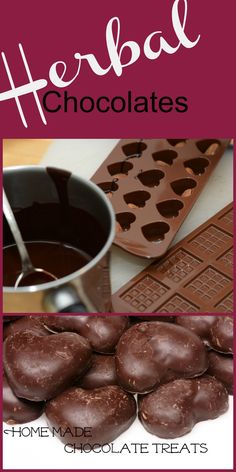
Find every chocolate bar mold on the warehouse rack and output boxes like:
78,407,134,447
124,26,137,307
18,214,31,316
92,138,229,258
112,203,233,313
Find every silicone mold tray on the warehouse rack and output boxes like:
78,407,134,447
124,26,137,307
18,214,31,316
112,203,233,313
92,139,229,258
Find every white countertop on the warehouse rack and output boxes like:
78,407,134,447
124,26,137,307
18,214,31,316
41,139,233,294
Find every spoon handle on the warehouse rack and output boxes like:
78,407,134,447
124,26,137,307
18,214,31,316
3,190,33,272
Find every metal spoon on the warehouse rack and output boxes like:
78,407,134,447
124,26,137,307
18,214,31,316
3,190,57,287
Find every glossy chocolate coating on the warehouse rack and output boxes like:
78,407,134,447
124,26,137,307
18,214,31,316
4,241,91,287
3,374,44,424
78,354,117,389
4,316,24,322
45,385,136,448
42,315,128,353
176,316,233,353
3,315,49,340
131,316,175,323
210,317,233,354
4,331,92,401
138,376,228,439
3,199,107,287
207,351,233,394
115,321,208,393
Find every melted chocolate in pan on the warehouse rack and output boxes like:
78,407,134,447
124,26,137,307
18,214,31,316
3,168,106,287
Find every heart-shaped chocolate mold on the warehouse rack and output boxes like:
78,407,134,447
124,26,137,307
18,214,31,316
116,212,136,232
45,385,137,448
97,180,118,198
152,150,178,166
184,158,209,176
167,139,187,148
3,374,44,424
157,199,183,218
142,222,170,242
3,331,92,401
171,178,197,197
137,169,165,188
196,139,220,155
124,190,151,208
122,141,147,158
107,161,133,179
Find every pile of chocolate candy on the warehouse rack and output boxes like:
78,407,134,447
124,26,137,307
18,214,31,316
3,315,233,448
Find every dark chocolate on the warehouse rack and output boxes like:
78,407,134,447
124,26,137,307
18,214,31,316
78,354,117,389
3,202,106,287
3,374,44,424
177,316,233,354
42,315,129,353
3,315,49,340
138,376,228,439
3,331,92,401
45,385,136,448
206,351,233,394
115,321,208,393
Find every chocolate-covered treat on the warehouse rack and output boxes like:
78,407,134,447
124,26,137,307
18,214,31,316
3,331,92,401
4,316,24,322
92,139,229,258
210,317,233,354
3,374,44,424
115,321,208,393
42,315,128,353
207,351,233,394
138,376,228,439
176,316,233,354
132,316,175,322
78,354,117,389
3,315,49,340
45,385,136,448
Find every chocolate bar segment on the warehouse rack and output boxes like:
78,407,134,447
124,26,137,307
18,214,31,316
112,203,233,313
92,139,229,258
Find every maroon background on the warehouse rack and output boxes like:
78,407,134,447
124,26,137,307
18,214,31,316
0,0,235,138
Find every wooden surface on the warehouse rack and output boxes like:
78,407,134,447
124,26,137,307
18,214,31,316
3,139,52,167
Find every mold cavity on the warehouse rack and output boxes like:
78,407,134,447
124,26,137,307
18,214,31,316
171,178,197,197
124,191,151,209
196,139,220,155
167,139,187,148
184,158,209,176
142,222,170,243
97,181,118,198
122,141,147,158
152,150,178,166
157,200,184,218
108,161,133,179
137,169,165,188
116,212,136,233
